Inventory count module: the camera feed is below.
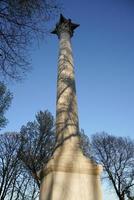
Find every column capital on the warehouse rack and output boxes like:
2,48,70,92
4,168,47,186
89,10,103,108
51,14,79,38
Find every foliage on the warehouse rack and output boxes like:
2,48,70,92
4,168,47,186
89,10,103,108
0,82,12,129
0,0,60,81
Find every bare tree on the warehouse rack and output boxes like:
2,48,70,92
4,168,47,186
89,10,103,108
0,110,56,199
18,110,56,188
0,132,21,199
91,132,134,200
0,82,12,129
79,129,92,158
0,0,60,81
0,132,40,200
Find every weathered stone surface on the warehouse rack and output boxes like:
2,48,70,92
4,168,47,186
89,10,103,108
40,144,103,200
40,171,102,200
39,15,103,200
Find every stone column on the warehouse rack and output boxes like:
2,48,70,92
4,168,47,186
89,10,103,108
39,14,103,200
55,15,80,152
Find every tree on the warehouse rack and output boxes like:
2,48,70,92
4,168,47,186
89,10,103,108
0,132,21,200
91,132,134,200
0,82,12,129
0,132,39,200
0,0,60,81
79,129,92,158
0,110,56,199
18,110,56,188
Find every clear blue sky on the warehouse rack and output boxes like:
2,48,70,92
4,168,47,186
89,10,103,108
3,0,134,137
3,1,134,199
4,0,134,139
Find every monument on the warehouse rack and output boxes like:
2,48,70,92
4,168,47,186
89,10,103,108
39,14,103,200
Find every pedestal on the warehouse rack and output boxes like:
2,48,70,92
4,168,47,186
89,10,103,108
39,141,103,200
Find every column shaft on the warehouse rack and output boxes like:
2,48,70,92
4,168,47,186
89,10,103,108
56,32,79,148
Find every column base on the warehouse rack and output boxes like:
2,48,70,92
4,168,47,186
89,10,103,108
39,146,103,200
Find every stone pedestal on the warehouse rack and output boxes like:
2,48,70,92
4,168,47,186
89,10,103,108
40,140,103,200
40,171,102,200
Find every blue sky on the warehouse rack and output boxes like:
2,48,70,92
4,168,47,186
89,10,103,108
3,1,134,199
4,0,134,138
